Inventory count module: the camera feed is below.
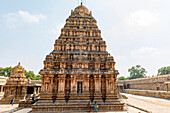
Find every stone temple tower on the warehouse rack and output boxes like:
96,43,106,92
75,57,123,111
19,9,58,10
32,4,125,112
1,62,28,103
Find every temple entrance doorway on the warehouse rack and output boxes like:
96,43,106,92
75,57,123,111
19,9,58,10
27,87,34,94
77,82,83,94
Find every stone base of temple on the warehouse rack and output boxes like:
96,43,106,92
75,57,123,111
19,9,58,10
32,94,125,112
19,100,38,108
19,94,40,107
0,99,20,104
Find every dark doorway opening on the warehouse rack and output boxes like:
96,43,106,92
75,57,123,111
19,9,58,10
127,84,130,89
27,87,34,94
77,82,83,94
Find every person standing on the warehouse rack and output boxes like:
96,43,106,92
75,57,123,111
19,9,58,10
10,98,14,105
94,101,98,111
88,101,91,112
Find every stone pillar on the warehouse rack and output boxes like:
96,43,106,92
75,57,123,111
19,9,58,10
38,87,40,94
98,75,101,93
1,86,3,92
41,76,45,92
50,76,53,92
94,75,101,94
41,83,45,92
85,75,90,93
58,75,65,94
71,75,76,94
114,76,117,95
34,87,36,94
109,76,114,94
106,76,109,93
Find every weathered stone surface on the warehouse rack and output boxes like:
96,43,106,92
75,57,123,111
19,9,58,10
32,4,125,112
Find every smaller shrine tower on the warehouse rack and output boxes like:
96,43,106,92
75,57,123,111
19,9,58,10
0,63,28,103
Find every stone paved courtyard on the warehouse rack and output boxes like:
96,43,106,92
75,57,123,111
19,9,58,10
0,104,18,113
123,93,170,113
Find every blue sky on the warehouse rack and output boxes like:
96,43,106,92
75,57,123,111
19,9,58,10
0,0,170,77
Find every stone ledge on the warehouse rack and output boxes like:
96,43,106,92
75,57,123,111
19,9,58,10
123,89,170,99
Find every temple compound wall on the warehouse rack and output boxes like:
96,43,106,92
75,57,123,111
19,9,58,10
118,74,170,99
118,74,170,91
123,89,170,99
0,63,41,104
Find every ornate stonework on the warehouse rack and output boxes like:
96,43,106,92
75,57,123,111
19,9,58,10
2,63,27,102
32,4,125,112
0,63,41,104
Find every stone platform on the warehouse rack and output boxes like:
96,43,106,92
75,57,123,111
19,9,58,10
32,94,125,113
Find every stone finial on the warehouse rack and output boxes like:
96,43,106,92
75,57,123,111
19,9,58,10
18,62,21,65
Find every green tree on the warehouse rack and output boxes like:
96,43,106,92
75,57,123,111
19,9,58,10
0,66,41,80
158,66,170,75
25,71,41,80
36,75,41,80
128,65,147,79
118,76,128,80
0,67,13,77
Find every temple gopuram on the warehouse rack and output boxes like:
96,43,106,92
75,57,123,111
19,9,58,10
0,63,41,104
32,4,125,112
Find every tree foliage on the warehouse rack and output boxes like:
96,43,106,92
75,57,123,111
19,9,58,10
118,76,129,80
128,65,147,79
0,67,41,80
158,66,170,75
0,67,13,77
25,71,41,80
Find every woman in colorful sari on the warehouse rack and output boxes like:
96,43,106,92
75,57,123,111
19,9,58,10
87,101,91,112
94,101,98,111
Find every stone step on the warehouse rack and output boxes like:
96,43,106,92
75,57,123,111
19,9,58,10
32,104,125,112
57,94,118,97
36,101,123,105
33,103,124,107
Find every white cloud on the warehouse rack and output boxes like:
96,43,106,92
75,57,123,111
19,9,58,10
3,10,46,29
48,23,64,37
125,10,160,27
18,11,46,23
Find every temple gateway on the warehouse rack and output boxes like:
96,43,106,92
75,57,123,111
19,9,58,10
32,4,125,112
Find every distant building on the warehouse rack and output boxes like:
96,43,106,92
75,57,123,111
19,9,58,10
0,76,8,98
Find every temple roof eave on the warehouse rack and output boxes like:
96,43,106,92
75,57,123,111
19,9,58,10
39,69,119,75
